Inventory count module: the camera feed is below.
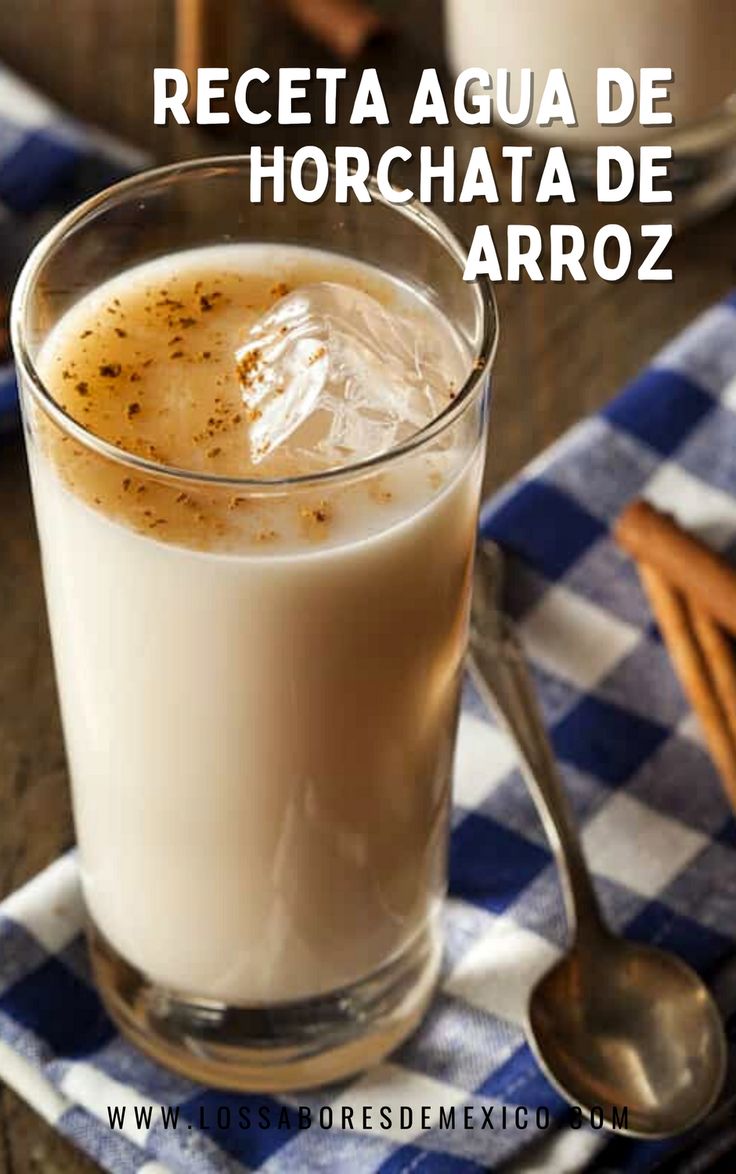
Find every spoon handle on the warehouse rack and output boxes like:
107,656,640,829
468,602,606,946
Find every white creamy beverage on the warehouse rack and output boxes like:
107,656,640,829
446,0,736,146
29,245,482,1005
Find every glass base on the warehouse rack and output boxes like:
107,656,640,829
89,921,441,1091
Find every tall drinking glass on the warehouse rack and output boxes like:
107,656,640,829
11,158,497,1090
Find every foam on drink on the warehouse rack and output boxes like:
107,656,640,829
38,247,468,551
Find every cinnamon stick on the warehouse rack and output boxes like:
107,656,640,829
638,562,736,809
615,500,736,637
176,0,205,114
280,0,387,61
689,605,736,746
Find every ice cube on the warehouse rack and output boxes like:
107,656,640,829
235,282,458,467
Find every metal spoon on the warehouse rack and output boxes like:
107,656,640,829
467,540,727,1138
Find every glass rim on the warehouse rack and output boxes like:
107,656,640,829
11,154,499,491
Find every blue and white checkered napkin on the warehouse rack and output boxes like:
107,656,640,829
0,64,145,430
4,296,736,1174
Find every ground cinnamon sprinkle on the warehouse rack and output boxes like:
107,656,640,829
369,479,393,504
41,258,432,553
299,500,332,539
236,348,262,387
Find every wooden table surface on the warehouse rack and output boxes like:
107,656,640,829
1,2,736,1170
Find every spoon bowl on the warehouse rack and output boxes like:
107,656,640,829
528,937,727,1137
